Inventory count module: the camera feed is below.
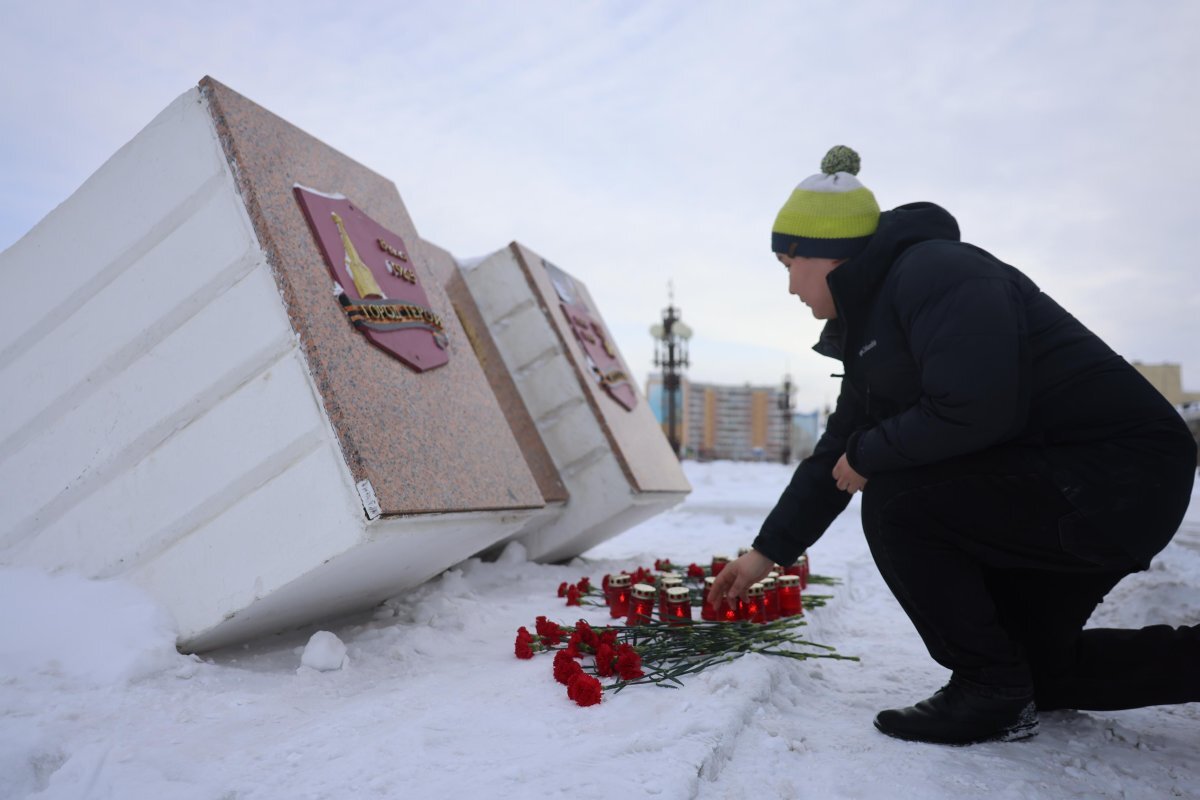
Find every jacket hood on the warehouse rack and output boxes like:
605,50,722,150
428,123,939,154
859,202,960,266
814,202,961,359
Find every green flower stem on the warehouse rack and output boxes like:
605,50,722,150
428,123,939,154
587,617,859,691
802,594,833,610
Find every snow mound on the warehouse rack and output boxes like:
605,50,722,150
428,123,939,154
300,630,347,671
0,567,184,687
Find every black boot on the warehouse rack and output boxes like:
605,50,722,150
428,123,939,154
874,680,1038,745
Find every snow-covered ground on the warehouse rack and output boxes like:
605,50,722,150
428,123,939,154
2,460,1197,799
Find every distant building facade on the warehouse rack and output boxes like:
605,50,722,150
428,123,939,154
647,362,1199,465
646,375,818,462
1131,362,1200,407
1130,362,1200,464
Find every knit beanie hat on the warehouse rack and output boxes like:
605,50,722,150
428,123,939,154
772,145,880,259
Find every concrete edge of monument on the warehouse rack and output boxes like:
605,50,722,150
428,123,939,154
0,78,548,651
459,242,691,563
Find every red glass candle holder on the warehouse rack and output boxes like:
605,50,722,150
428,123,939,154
743,583,767,624
711,555,730,576
606,574,631,619
719,594,741,622
760,576,779,621
799,553,810,589
701,577,718,621
629,583,657,625
665,586,692,625
778,574,802,617
657,574,683,619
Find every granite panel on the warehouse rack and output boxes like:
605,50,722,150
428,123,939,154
508,243,690,494
199,77,543,515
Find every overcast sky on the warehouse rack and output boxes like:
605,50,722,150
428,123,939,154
3,0,1198,411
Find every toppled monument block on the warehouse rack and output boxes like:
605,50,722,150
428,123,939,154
459,243,691,562
0,78,546,650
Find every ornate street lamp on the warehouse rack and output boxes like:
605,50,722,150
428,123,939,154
650,284,692,458
778,373,794,464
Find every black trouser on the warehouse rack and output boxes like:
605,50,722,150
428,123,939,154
860,446,1199,711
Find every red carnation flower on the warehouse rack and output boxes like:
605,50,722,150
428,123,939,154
594,643,615,677
553,650,583,685
567,672,603,707
515,627,535,659
615,644,644,680
564,630,583,657
575,619,599,649
535,616,564,646
687,563,705,579
557,582,568,598
578,577,591,594
566,585,581,606
598,629,618,647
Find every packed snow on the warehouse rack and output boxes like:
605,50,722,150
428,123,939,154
2,460,1197,799
298,632,348,673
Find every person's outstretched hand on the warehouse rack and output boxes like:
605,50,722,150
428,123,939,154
709,549,775,604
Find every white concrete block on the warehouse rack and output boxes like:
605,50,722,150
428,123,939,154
519,357,589,423
460,242,689,562
132,442,362,644
461,249,535,323
19,349,327,578
0,89,227,353
0,265,294,544
0,187,258,450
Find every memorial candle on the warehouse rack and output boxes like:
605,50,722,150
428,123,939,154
701,577,718,621
718,589,741,622
629,583,657,625
711,555,730,576
778,574,803,617
606,574,631,619
743,583,767,624
760,576,780,621
799,553,810,589
657,574,683,618
665,586,692,625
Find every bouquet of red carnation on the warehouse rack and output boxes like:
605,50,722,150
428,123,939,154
515,615,854,707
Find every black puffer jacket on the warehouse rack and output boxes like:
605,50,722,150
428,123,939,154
754,203,1195,568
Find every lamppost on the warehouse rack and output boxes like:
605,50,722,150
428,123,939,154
650,284,692,458
778,373,794,464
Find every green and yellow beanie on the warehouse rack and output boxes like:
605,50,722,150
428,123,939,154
772,145,880,259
